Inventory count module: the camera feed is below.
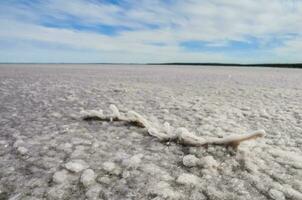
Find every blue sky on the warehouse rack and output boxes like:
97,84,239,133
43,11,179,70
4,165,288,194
0,0,302,63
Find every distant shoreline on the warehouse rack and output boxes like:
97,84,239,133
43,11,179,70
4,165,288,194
0,63,301,68
152,63,302,68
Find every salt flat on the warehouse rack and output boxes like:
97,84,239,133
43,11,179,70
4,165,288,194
0,64,301,200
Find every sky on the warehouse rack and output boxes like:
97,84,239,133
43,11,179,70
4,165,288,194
0,0,302,63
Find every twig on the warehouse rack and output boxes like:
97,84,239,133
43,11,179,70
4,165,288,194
81,105,265,150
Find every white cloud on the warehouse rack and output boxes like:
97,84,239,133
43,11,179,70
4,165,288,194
0,0,302,62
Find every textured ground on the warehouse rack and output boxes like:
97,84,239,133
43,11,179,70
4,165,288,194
0,64,301,200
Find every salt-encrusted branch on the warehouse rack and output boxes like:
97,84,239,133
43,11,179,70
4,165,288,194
81,105,148,128
81,105,266,150
175,128,207,146
126,111,152,128
206,130,266,149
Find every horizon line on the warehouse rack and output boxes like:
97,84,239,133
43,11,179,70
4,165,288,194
0,62,302,66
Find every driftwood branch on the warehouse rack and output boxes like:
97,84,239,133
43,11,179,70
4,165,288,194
81,105,265,150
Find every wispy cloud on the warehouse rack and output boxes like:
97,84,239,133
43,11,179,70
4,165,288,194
0,0,302,63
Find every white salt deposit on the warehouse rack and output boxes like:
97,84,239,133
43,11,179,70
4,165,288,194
65,160,89,173
17,146,28,155
81,169,96,187
182,154,200,167
123,154,144,169
201,156,219,169
149,181,183,199
52,170,69,184
1,65,302,200
176,173,201,186
85,184,102,200
103,162,116,173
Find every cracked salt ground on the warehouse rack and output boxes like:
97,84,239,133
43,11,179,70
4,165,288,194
0,65,302,200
